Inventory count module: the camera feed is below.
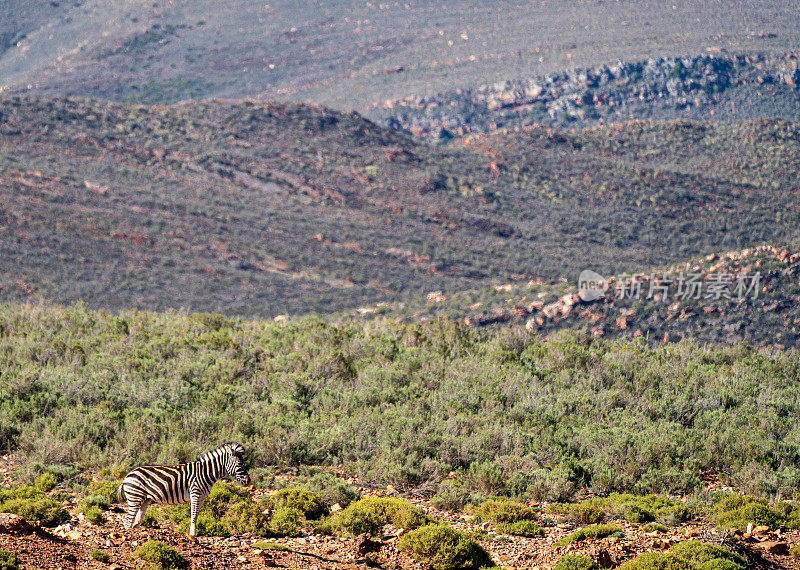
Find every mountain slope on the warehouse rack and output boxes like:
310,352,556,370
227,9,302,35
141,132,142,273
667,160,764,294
1,1,799,111
1,95,799,317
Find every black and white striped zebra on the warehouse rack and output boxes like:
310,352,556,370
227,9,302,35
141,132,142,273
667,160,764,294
117,442,251,536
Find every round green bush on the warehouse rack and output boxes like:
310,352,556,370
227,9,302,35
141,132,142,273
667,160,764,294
643,523,669,533
222,499,270,536
135,540,188,570
330,504,382,536
0,486,69,526
302,471,360,508
498,520,544,537
554,554,601,570
398,524,494,570
669,541,745,568
472,498,536,524
619,552,695,570
271,507,302,537
272,488,326,519
83,505,106,525
0,549,21,570
34,473,58,493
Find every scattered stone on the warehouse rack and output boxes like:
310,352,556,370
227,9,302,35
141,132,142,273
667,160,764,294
760,541,789,554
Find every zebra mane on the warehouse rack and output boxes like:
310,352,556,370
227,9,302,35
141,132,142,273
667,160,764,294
196,442,245,462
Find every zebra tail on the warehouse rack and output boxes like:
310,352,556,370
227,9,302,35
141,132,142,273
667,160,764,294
117,483,125,503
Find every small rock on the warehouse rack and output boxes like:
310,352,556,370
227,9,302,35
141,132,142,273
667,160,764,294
685,529,700,538
753,525,770,535
760,541,789,554
480,522,492,531
330,503,342,513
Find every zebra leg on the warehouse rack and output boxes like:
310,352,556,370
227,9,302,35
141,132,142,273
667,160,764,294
133,499,151,527
124,499,141,530
189,493,204,536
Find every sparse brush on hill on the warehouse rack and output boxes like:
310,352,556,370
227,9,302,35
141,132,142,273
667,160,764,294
2,303,800,501
2,96,800,321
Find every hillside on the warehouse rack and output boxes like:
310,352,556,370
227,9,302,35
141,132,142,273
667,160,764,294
1,1,799,111
2,96,800,317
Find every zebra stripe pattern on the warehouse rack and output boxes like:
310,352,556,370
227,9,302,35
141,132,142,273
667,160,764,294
117,442,251,536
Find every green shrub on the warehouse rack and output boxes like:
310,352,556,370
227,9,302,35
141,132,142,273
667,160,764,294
497,520,544,537
432,480,471,512
550,499,605,524
81,494,110,511
0,486,69,525
398,524,494,570
551,494,691,526
83,504,106,525
323,504,382,536
669,541,745,568
177,514,230,537
252,542,289,551
135,540,189,569
271,507,302,537
301,471,360,508
141,510,159,528
41,464,80,483
472,498,536,524
556,524,622,547
34,473,58,492
222,499,270,535
619,552,694,570
0,549,20,570
643,523,669,533
272,488,326,519
86,481,122,505
791,544,800,559
89,549,110,563
554,554,601,570
326,497,430,535
712,494,782,530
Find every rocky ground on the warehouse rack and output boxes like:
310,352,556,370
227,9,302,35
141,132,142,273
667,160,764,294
2,462,800,570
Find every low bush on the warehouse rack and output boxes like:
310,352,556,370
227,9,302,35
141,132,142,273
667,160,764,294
271,507,302,537
643,523,669,533
301,471,360,508
86,481,122,505
34,473,58,492
497,520,544,537
81,494,110,511
554,554,601,570
319,504,382,536
0,486,69,525
472,498,536,524
619,542,746,570
82,505,106,525
271,488,326,519
0,549,20,570
711,495,783,530
135,540,189,569
398,524,494,570
619,552,694,569
431,480,471,512
324,496,431,535
670,541,745,568
791,544,800,559
551,494,692,526
556,524,622,547
89,549,110,563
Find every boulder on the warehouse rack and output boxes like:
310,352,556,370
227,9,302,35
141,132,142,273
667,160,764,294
0,513,35,535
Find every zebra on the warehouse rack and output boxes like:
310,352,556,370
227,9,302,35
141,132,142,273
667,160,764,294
117,442,251,536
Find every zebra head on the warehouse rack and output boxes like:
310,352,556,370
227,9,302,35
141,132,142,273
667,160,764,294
223,442,251,486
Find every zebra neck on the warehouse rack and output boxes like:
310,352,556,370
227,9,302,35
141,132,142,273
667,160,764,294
197,457,226,484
